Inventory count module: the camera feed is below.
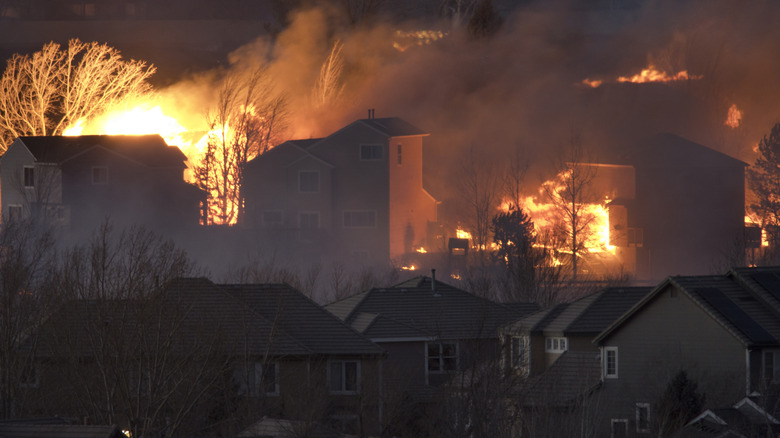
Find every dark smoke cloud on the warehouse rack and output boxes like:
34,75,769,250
161,0,780,210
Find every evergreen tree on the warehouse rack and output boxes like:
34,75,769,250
748,122,780,249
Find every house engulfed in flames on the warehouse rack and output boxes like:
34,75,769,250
242,114,438,266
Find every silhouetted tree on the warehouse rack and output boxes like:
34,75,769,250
654,370,705,437
544,135,597,281
196,67,287,225
492,206,536,299
468,0,502,39
748,122,780,254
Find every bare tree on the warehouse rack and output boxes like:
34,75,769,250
543,136,597,281
0,219,57,418
0,39,155,151
457,145,503,258
196,67,288,225
312,40,345,108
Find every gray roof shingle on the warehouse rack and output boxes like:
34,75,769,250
326,276,538,340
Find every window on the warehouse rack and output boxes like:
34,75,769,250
611,419,628,438
343,211,376,228
299,212,319,241
360,144,383,160
397,144,403,165
233,362,279,396
427,342,457,373
507,336,528,375
262,210,283,226
604,347,618,379
92,166,108,185
329,360,359,394
545,337,568,353
299,171,319,193
23,166,34,188
8,205,22,222
636,403,650,433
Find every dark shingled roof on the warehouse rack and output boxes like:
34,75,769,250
596,268,780,348
222,283,384,356
614,133,747,169
359,117,428,138
35,278,382,359
14,135,187,168
504,287,649,336
325,276,538,340
522,350,602,407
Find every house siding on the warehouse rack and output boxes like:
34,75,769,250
597,284,746,436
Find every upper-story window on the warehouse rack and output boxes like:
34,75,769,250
343,211,376,228
23,166,34,188
299,171,319,193
397,144,403,165
604,346,618,379
233,361,279,397
545,336,568,353
329,360,360,394
427,342,457,373
92,166,109,185
360,144,383,161
506,335,529,376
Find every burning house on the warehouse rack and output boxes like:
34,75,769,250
0,134,205,234
242,115,438,265
601,133,747,281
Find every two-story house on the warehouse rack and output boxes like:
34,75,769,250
242,115,438,265
592,266,780,437
25,277,385,437
499,287,650,437
325,274,538,401
0,135,205,233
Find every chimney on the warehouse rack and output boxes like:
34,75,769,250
367,108,375,119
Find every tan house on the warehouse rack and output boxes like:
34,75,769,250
242,115,438,265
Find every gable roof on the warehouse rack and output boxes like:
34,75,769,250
613,133,747,169
14,135,187,168
594,269,780,348
220,283,383,356
35,278,382,359
357,117,428,138
325,276,538,341
504,286,650,336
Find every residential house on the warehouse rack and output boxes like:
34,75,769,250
592,266,780,437
242,115,438,265
602,133,747,280
325,274,538,399
501,286,651,378
685,396,780,437
0,135,205,233
24,277,384,437
500,287,650,437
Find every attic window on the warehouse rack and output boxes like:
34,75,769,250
92,166,108,185
299,171,319,193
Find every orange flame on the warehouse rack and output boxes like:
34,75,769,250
581,65,702,88
725,104,743,129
